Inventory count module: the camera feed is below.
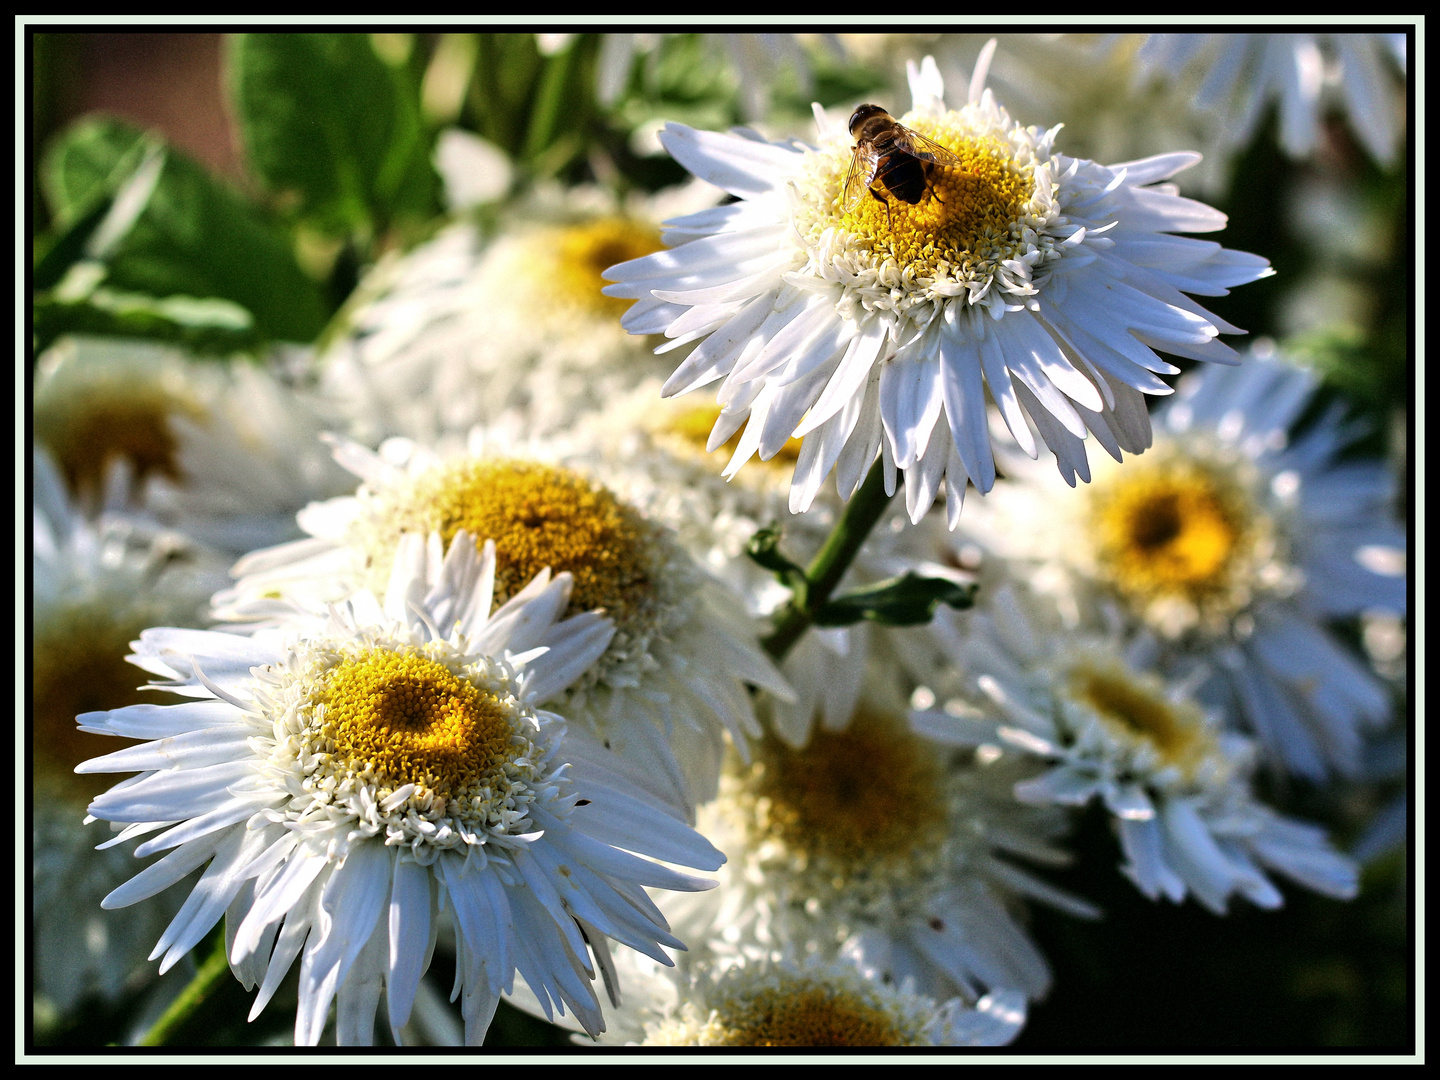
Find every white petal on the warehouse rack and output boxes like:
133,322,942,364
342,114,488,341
658,123,799,199
880,347,944,470
938,314,998,491
294,841,390,1045
76,726,254,774
89,759,257,823
76,699,246,739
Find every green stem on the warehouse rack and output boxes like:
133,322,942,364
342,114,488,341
760,458,893,664
136,932,231,1047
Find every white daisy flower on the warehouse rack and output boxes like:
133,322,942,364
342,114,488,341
603,44,1272,528
956,349,1406,779
663,684,1094,1005
75,530,724,1046
318,190,713,446
33,335,352,555
596,953,1026,1047
31,448,228,1015
915,33,1405,194
1135,32,1408,167
918,583,1360,914
215,430,789,818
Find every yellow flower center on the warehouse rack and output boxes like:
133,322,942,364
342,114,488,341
1067,658,1217,780
366,458,657,627
679,981,913,1047
1089,457,1251,613
743,710,947,873
834,117,1034,275
307,647,519,807
32,605,156,803
549,217,663,318
34,386,202,502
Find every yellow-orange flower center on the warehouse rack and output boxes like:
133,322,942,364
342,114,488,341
833,118,1034,274
1089,458,1251,610
549,217,664,318
32,604,157,803
367,459,657,626
35,388,202,503
741,709,947,872
679,981,912,1047
308,647,518,803
662,402,805,471
1067,658,1218,780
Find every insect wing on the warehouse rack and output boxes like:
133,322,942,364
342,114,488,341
892,126,965,168
841,142,881,213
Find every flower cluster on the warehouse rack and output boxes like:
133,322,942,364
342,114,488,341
30,33,1407,1052
604,51,1273,527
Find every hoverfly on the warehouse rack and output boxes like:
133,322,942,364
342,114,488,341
842,104,966,228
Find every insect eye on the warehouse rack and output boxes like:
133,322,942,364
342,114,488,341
849,104,884,134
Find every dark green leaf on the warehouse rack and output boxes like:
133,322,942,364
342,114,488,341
814,572,978,628
38,115,151,228
745,524,808,598
468,34,546,156
39,116,328,344
228,32,439,235
33,292,264,358
32,192,113,291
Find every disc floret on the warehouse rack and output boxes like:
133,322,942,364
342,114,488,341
259,633,558,863
795,100,1075,325
725,709,959,923
357,458,663,628
648,963,926,1047
1086,445,1294,638
549,217,665,318
1062,651,1226,787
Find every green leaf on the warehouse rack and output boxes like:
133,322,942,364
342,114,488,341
745,524,809,598
813,572,978,628
32,192,113,292
228,32,439,235
39,116,328,344
38,112,152,228
33,291,263,358
468,34,547,157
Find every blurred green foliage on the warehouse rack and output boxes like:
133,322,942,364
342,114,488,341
227,33,440,240
38,115,327,351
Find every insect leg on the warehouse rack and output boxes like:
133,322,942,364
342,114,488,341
869,185,894,233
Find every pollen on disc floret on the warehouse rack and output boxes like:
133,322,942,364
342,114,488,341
727,709,951,918
548,216,665,318
1063,651,1226,785
265,635,551,859
1085,445,1291,638
356,457,664,629
795,102,1067,320
33,603,173,803
661,400,806,475
647,963,930,1047
33,341,207,503
343,454,718,707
